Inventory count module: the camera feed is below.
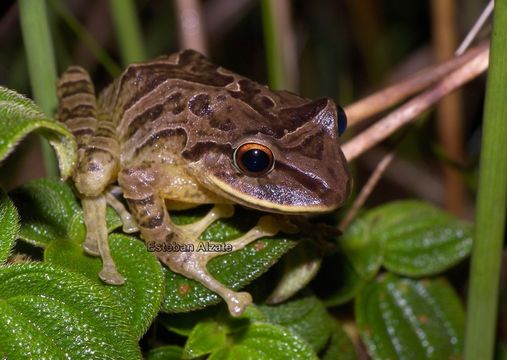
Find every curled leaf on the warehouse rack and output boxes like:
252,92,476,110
0,86,76,179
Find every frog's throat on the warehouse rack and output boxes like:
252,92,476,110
206,175,336,214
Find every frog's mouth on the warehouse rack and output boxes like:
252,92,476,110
206,175,338,215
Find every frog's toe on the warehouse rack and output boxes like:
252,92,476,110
82,240,100,256
122,220,139,233
226,291,252,317
179,204,236,239
99,266,125,285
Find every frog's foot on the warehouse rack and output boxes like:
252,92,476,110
204,215,281,259
105,191,139,233
179,204,234,239
167,254,253,316
166,215,282,316
82,196,125,285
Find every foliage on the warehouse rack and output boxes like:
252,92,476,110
0,86,473,357
0,1,499,358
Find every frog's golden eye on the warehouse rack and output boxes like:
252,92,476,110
233,143,274,176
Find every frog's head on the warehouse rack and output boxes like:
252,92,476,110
183,81,351,215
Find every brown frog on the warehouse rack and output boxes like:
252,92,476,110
56,50,350,316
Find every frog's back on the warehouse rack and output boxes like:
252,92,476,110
98,50,237,165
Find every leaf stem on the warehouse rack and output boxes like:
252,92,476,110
18,0,59,177
108,0,146,64
464,2,507,359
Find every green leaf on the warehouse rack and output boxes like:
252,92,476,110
320,320,357,360
339,214,383,278
160,306,220,337
208,322,318,360
13,179,297,316
315,252,369,307
146,345,184,360
0,86,76,179
378,201,473,276
45,234,164,339
162,208,298,313
258,295,331,353
11,179,82,246
355,273,464,360
0,263,140,359
267,241,322,304
11,179,121,247
0,189,19,263
183,320,227,358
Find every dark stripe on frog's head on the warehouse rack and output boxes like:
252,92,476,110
110,50,235,125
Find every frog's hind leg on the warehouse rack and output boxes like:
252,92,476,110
57,66,123,285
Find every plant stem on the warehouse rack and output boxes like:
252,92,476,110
50,0,121,77
18,0,58,177
260,0,286,90
464,2,507,359
108,0,146,64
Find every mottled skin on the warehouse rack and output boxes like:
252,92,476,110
56,50,350,316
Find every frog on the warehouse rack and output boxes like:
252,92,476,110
56,49,350,316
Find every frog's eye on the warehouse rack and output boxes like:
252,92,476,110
337,106,347,136
233,143,274,176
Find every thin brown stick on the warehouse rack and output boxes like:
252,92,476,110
174,0,208,55
342,45,489,162
339,151,396,232
456,0,493,56
345,42,488,127
431,0,466,216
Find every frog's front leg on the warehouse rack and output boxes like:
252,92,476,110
119,165,271,316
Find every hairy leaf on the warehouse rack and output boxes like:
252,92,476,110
208,322,318,360
183,320,227,358
377,201,473,276
0,86,76,179
320,320,357,360
0,189,19,263
0,263,140,359
258,295,331,352
11,179,121,247
356,274,464,360
45,234,164,339
146,345,183,360
267,241,322,304
315,252,371,307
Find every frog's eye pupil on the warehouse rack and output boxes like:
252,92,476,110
234,143,274,176
337,106,347,136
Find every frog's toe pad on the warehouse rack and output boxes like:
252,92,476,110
122,222,139,233
226,291,252,317
99,268,125,285
83,242,100,257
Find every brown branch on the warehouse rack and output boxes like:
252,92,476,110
339,150,396,232
431,0,466,216
342,44,489,162
174,0,208,55
345,42,489,127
